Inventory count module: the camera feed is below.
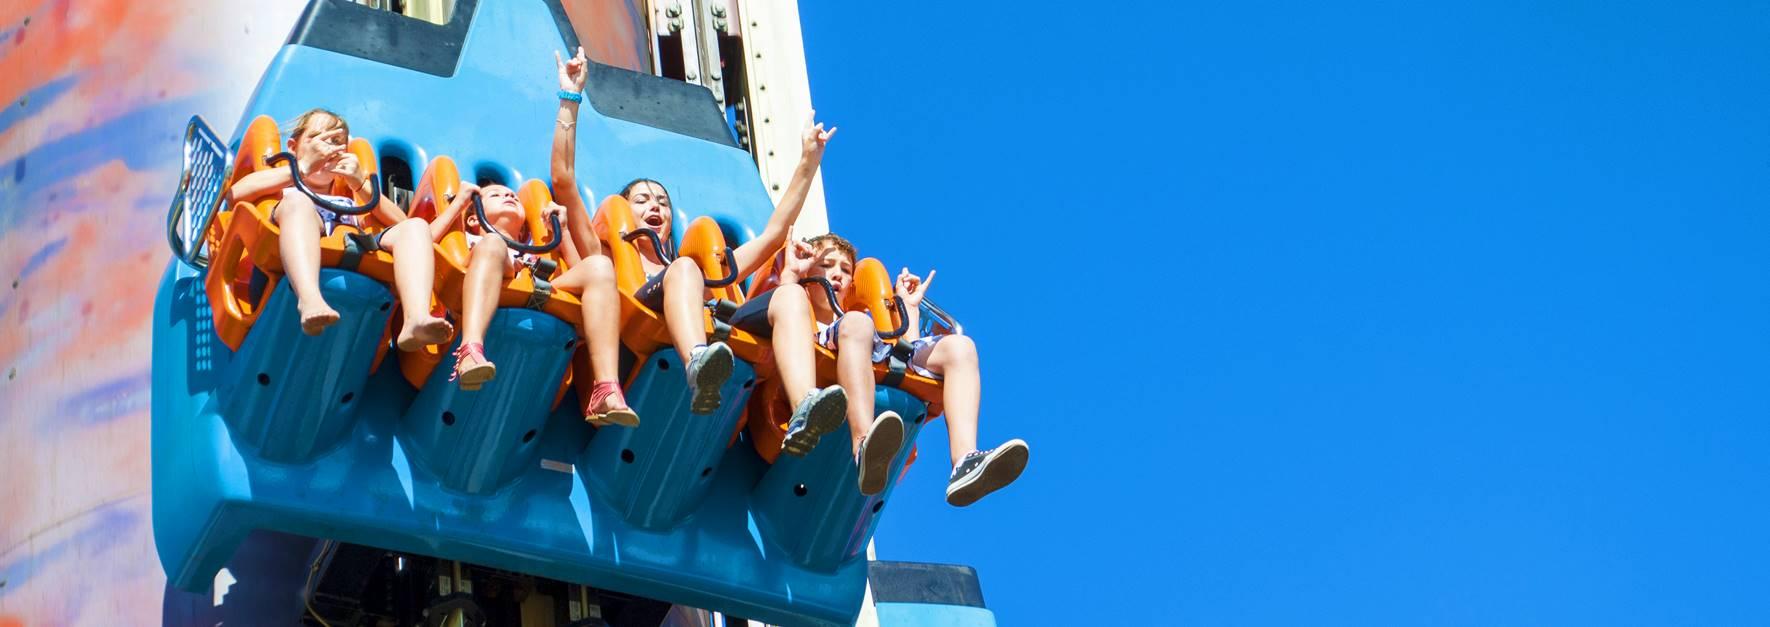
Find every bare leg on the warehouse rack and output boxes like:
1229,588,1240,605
660,257,710,361
835,311,879,452
924,335,981,467
774,288,849,457
553,256,623,383
767,284,817,402
273,190,338,335
460,236,509,347
380,218,452,350
555,256,635,422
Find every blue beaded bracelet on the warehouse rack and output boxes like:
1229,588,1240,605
558,90,583,103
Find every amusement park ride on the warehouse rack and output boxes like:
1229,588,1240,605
153,1,996,625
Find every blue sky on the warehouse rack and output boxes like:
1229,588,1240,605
801,2,1770,624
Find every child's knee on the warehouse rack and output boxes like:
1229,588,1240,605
837,312,874,344
938,335,978,364
768,284,809,314
274,192,312,219
664,256,703,282
584,255,616,282
469,237,508,263
388,218,429,242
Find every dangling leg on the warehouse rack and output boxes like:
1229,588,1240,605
772,284,846,457
768,284,817,403
555,256,637,426
662,257,731,413
452,237,507,390
274,189,338,335
836,311,902,495
380,218,453,351
923,335,1027,506
836,311,881,446
662,257,711,361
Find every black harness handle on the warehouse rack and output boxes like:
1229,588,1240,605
702,247,739,288
265,151,380,215
878,298,912,340
472,192,562,255
798,277,843,314
622,227,673,262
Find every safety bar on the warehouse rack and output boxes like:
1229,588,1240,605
622,228,672,262
878,298,911,340
265,151,382,215
920,297,964,337
472,192,563,254
166,116,230,268
798,277,842,314
702,247,738,288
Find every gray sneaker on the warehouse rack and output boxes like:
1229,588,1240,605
685,342,734,414
780,387,848,457
945,439,1029,507
857,411,905,496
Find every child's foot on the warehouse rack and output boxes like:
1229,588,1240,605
685,342,734,414
585,380,640,428
396,316,454,352
450,342,496,391
856,411,905,496
298,301,340,336
945,439,1030,507
780,387,848,457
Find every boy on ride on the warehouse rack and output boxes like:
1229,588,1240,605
731,234,1029,506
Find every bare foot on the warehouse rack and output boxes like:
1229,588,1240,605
396,316,454,352
298,302,340,336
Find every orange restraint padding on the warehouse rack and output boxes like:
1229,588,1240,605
204,115,399,362
397,157,583,391
574,198,766,412
586,196,760,357
742,255,947,466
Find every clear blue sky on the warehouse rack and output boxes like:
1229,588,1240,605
800,2,1770,624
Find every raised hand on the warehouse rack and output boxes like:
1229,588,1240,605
299,128,347,176
801,110,836,160
895,268,934,307
329,152,362,188
555,46,589,93
783,238,817,280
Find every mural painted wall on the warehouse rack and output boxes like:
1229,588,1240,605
1,3,306,623
0,2,666,624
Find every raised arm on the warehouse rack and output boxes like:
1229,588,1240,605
894,268,934,341
547,201,584,267
550,46,600,259
223,127,344,204
731,113,835,278
330,150,407,225
429,182,478,241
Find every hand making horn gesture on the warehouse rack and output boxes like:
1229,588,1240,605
556,46,589,93
802,110,836,161
895,268,935,308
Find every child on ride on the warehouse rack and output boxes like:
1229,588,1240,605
597,103,837,420
730,234,1029,506
224,108,452,349
429,47,635,426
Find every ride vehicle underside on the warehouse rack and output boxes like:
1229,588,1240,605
152,2,987,626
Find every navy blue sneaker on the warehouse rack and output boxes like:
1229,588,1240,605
780,387,847,457
945,439,1029,507
685,342,734,414
857,411,905,495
